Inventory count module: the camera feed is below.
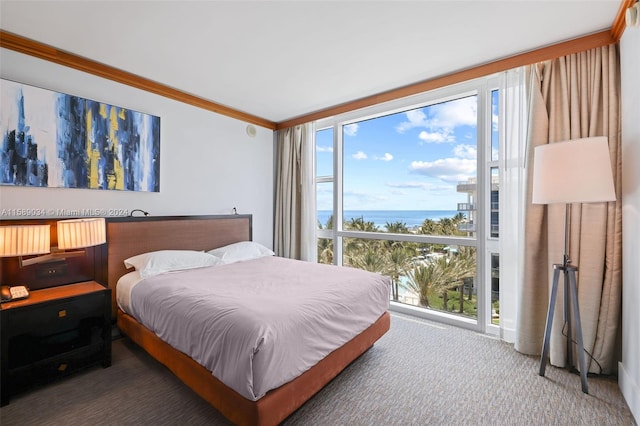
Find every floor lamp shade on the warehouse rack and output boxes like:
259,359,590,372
532,136,616,205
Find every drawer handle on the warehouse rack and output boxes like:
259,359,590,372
58,310,67,318
58,363,68,372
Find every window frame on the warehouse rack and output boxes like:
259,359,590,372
315,76,501,333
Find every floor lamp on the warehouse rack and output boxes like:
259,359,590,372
532,136,616,394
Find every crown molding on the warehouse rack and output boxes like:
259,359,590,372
0,30,277,130
276,30,615,130
611,0,637,41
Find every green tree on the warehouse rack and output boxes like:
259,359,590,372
419,218,439,235
384,220,409,235
317,214,335,264
387,246,412,301
403,247,476,311
403,260,445,307
342,217,380,263
448,246,476,313
453,212,466,223
317,237,334,264
345,216,378,232
319,214,334,230
435,247,476,312
347,248,388,273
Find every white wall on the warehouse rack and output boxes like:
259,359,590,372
620,24,640,423
0,48,275,247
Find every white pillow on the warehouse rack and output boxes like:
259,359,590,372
124,250,224,278
207,241,274,264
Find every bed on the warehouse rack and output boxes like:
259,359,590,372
102,215,391,425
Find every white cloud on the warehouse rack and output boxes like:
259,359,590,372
342,189,389,209
352,151,367,160
396,96,477,144
386,181,455,193
388,189,407,196
343,123,359,136
418,129,454,144
409,157,476,183
431,96,477,128
316,145,333,153
387,181,433,190
396,109,427,133
453,144,477,159
374,153,393,161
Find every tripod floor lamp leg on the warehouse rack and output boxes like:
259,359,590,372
568,266,589,394
539,267,561,377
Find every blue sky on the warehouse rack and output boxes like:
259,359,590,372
316,93,498,211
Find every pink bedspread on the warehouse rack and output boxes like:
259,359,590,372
128,256,390,401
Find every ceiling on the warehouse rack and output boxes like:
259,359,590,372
0,1,622,124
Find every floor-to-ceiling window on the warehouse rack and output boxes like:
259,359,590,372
315,77,501,333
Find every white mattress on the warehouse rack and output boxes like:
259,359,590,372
117,256,390,401
116,270,142,313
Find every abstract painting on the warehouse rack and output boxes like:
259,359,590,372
0,79,160,192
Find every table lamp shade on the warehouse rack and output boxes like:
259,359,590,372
0,225,51,257
57,218,106,250
532,136,616,204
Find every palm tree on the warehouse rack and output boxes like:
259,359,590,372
317,214,335,264
435,246,476,312
387,246,412,301
419,218,439,235
448,246,476,313
439,217,457,235
403,260,445,307
453,212,466,223
402,247,476,311
345,216,378,232
347,248,388,273
320,214,333,230
342,216,380,260
385,220,408,235
317,237,334,264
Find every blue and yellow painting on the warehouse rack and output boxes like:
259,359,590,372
0,79,160,192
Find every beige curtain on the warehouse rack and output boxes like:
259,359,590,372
516,45,622,374
274,124,316,261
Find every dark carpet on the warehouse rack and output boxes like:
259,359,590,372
0,313,634,425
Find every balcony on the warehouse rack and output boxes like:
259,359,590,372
457,203,476,211
457,222,476,232
456,182,477,193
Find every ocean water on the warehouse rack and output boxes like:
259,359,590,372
317,210,461,229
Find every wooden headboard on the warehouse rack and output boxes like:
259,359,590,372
98,215,252,319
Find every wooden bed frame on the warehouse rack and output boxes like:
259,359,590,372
101,215,391,426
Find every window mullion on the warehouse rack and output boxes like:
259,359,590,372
475,83,489,333
333,123,343,266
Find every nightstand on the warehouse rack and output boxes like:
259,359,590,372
0,281,111,405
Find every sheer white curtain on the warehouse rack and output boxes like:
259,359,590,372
274,123,317,261
499,66,531,343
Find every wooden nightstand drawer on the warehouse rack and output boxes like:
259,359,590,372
8,337,107,395
1,282,111,406
6,293,106,337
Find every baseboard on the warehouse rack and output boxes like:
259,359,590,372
619,361,639,424
501,326,516,344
